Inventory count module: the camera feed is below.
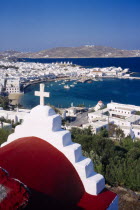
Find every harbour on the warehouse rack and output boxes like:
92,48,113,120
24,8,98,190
1,57,140,108
20,77,140,109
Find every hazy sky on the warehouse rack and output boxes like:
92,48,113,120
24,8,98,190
0,0,140,52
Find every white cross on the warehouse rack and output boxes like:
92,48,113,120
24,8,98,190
35,83,50,106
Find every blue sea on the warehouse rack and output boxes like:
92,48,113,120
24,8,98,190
19,58,140,108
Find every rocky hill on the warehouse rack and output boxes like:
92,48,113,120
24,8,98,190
1,46,140,59
0,50,22,61
107,186,140,210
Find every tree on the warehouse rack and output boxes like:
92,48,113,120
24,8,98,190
70,127,140,191
71,127,92,137
135,111,140,115
0,128,13,145
120,136,133,151
108,123,124,141
0,96,10,110
99,128,109,137
115,128,125,141
108,123,117,137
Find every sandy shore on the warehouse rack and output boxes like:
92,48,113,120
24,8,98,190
8,93,23,105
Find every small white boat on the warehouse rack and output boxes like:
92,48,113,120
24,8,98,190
70,84,75,87
64,85,70,89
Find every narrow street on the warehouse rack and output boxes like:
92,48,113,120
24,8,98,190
69,111,88,127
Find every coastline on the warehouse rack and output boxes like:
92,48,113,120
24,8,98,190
22,77,70,90
22,75,140,92
2,57,140,108
19,56,140,60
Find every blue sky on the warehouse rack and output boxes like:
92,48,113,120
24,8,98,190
0,0,140,51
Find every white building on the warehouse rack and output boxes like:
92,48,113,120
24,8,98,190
94,101,105,111
132,125,140,139
88,101,140,140
92,71,103,77
0,122,12,130
0,78,5,94
6,78,20,94
109,107,135,117
0,78,5,86
107,101,140,112
88,108,108,123
0,108,30,123
83,120,113,134
66,107,77,117
0,84,3,94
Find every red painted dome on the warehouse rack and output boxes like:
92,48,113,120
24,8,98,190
98,100,103,104
0,137,84,207
0,137,117,209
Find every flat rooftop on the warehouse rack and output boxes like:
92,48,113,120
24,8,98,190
120,125,130,130
116,107,135,111
126,115,140,123
108,102,140,110
132,125,140,129
88,108,109,115
86,120,110,129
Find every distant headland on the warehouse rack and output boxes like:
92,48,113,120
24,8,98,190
0,45,140,60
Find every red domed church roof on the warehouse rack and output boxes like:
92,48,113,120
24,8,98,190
0,136,117,209
0,137,84,207
98,100,103,104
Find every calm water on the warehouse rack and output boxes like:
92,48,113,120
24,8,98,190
19,58,140,108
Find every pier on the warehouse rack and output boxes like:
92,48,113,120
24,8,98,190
128,77,140,80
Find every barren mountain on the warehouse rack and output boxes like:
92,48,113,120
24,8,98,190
0,50,23,61
1,46,140,59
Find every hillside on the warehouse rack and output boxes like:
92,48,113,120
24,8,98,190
0,50,20,60
0,46,140,59
108,186,140,210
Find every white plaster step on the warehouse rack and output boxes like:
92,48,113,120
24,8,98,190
22,114,62,131
74,156,94,178
62,143,82,163
82,172,105,195
29,105,56,118
6,127,72,149
51,129,72,147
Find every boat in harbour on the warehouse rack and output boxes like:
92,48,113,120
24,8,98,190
64,85,70,89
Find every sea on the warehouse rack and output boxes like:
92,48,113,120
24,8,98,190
19,57,140,108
